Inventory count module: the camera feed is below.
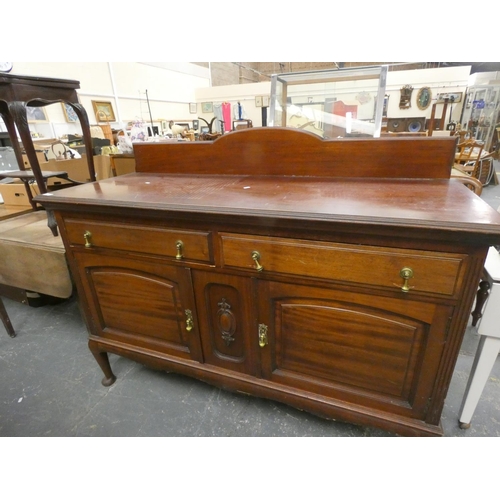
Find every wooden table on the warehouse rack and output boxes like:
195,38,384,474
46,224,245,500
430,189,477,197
0,73,96,233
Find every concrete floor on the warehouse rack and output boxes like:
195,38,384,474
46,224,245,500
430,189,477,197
1,169,500,437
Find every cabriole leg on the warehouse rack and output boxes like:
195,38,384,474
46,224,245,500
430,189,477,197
89,342,117,387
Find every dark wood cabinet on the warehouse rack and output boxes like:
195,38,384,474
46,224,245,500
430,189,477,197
37,128,500,436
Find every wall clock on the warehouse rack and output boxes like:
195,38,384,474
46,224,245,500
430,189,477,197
0,62,13,72
417,87,432,110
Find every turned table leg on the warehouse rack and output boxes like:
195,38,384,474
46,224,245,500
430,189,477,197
89,342,117,387
0,297,16,338
471,280,490,326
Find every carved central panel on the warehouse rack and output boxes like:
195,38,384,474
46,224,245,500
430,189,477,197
217,298,236,346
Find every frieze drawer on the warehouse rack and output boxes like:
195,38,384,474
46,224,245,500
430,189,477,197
64,218,213,263
220,233,466,296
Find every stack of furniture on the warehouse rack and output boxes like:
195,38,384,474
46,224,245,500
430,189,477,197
0,73,97,317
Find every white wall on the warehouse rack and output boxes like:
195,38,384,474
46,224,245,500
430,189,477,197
0,63,473,139
1,62,210,138
385,66,471,123
194,66,472,132
195,82,271,129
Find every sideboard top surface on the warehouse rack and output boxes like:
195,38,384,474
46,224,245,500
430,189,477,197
38,173,500,238
35,128,500,242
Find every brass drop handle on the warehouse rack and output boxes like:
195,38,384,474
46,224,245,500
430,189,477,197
251,250,264,272
176,240,184,260
258,324,268,347
185,309,194,332
83,230,92,248
399,267,414,292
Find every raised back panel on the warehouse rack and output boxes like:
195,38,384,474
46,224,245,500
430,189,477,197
133,127,457,179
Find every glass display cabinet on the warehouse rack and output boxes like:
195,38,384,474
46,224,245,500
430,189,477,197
269,65,388,139
461,85,500,152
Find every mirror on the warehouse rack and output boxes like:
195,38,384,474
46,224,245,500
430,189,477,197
417,87,432,110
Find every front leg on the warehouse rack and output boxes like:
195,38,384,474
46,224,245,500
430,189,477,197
89,341,116,386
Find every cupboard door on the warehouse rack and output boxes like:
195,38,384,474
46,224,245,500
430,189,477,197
258,281,453,420
74,252,203,362
192,270,259,376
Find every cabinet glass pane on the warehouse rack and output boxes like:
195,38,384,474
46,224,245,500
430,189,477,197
269,66,387,139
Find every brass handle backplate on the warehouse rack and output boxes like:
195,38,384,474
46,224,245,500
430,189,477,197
83,230,92,248
251,250,263,272
176,240,184,260
258,323,268,347
399,267,414,292
185,309,194,332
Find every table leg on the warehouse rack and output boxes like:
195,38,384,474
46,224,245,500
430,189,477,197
67,102,96,182
458,335,500,429
7,101,48,195
0,104,27,172
8,102,60,236
0,297,16,338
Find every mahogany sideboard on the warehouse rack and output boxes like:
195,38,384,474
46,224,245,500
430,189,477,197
36,128,500,436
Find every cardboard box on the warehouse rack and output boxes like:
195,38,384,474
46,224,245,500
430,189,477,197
0,156,113,207
40,157,92,186
40,155,113,186
93,155,113,180
0,180,32,207
21,151,47,170
111,155,136,176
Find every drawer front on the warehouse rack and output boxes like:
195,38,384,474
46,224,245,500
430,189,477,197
220,233,466,296
64,218,212,263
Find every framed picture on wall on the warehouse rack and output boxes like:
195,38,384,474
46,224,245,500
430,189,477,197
62,102,79,123
189,102,197,114
202,102,213,113
92,100,116,122
26,106,48,123
436,92,462,104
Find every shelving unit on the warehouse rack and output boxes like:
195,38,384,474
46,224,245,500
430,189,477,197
461,85,500,151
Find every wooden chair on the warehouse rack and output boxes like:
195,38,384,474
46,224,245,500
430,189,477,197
0,296,16,337
454,128,473,142
451,174,483,196
454,140,485,176
474,151,497,186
